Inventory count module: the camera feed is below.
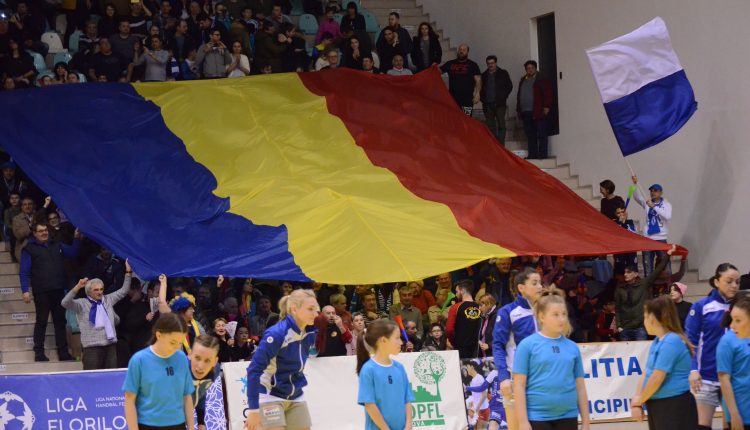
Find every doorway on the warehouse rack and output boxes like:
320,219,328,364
534,13,559,136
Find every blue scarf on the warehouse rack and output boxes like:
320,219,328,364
87,296,116,340
647,200,663,236
87,297,102,325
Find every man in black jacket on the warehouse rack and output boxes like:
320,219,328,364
481,55,513,145
20,222,80,361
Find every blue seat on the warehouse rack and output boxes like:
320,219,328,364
53,52,73,65
29,51,50,75
298,14,319,35
361,9,379,34
342,0,360,9
333,13,343,24
290,0,303,16
68,30,81,53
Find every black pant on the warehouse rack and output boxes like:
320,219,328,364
530,418,577,430
521,111,549,159
82,343,118,370
645,391,698,430
33,289,68,356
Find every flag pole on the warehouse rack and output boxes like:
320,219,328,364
623,157,649,205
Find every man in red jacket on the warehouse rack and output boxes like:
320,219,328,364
516,60,554,159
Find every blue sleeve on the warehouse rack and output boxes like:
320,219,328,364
246,326,284,410
19,249,31,293
573,347,584,378
716,335,734,375
652,336,684,373
684,302,703,371
122,354,141,394
466,380,490,393
492,306,511,381
512,337,531,375
61,238,80,257
357,364,376,405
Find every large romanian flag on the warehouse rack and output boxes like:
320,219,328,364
0,67,668,283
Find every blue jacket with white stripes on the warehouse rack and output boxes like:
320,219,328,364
684,288,730,382
246,315,317,410
492,295,537,382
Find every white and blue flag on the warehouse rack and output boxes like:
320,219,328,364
586,17,697,156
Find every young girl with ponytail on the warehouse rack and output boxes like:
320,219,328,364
513,288,590,430
357,319,414,430
685,263,741,430
631,295,697,429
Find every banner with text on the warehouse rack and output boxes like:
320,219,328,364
580,340,650,421
0,369,226,430
224,350,468,430
457,341,650,424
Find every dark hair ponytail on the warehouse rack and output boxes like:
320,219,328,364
150,312,188,344
644,295,694,356
356,319,398,375
710,263,739,289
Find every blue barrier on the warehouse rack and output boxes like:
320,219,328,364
0,369,226,430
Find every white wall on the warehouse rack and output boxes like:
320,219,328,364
418,0,749,278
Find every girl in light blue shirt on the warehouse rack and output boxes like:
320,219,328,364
357,319,414,430
513,289,590,430
631,295,697,430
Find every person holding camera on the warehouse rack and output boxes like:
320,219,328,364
195,29,231,78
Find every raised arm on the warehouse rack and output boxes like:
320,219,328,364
61,278,88,311
157,274,171,314
106,259,133,303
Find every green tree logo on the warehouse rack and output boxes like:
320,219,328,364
413,352,447,401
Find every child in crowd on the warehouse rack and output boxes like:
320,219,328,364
717,292,750,430
232,326,254,360
492,268,544,430
357,319,414,430
631,296,697,430
513,289,590,430
594,299,618,342
422,322,450,351
123,312,195,430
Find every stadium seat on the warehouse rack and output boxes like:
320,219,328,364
29,51,50,75
77,72,87,82
53,52,73,65
333,13,343,24
290,0,303,16
68,30,81,53
41,32,65,54
362,9,379,34
343,0,361,8
298,14,318,35
55,14,67,35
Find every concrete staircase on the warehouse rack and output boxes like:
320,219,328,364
0,242,82,374
361,0,457,60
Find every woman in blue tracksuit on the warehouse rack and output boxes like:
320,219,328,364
717,292,750,430
492,267,543,430
685,263,740,430
245,289,319,430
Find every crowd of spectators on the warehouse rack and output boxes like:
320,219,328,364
1,0,550,150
